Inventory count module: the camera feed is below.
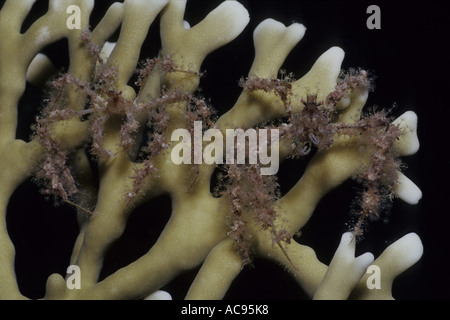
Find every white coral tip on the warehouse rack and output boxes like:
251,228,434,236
318,46,345,68
213,1,250,37
387,232,423,272
144,290,172,300
254,18,306,46
339,232,374,269
393,171,422,205
393,111,419,156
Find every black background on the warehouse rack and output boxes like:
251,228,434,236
2,0,449,300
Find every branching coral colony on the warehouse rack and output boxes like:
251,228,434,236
0,0,423,300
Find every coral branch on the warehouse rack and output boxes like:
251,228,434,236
313,232,374,299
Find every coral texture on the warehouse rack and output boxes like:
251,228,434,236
0,0,423,300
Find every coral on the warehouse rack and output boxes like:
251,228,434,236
0,0,423,300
